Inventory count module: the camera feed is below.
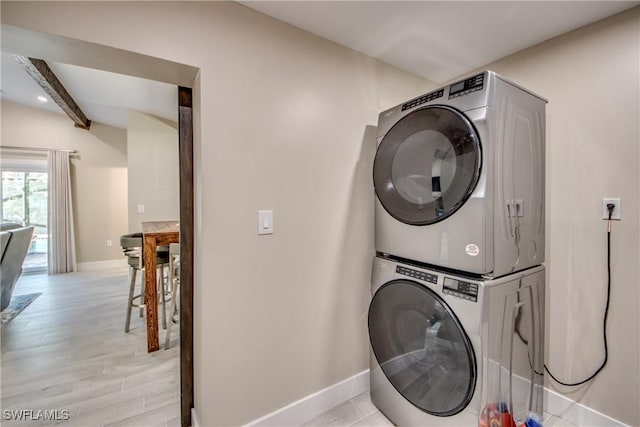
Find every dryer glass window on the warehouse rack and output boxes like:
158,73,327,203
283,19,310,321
374,106,481,225
368,280,476,416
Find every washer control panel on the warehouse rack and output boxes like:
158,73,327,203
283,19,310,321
449,73,485,99
443,277,478,302
396,265,438,284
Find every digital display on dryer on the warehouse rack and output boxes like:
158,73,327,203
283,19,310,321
443,277,478,302
450,81,465,93
448,73,485,98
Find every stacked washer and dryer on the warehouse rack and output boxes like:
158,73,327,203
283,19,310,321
368,71,547,426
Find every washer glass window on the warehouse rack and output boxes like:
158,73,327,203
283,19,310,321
374,106,481,225
368,280,476,416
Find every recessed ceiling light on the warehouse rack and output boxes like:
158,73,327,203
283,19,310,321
37,96,48,103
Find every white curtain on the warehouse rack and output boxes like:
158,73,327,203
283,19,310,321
48,150,76,274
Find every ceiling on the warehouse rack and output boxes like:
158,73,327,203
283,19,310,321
241,1,638,83
1,51,178,130
1,1,638,129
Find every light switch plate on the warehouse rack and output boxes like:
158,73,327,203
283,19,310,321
258,210,274,235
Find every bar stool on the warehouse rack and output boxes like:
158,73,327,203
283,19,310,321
121,233,170,333
164,243,180,349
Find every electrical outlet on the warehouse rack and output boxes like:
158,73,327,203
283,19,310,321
507,199,524,217
106,240,113,247
602,198,621,220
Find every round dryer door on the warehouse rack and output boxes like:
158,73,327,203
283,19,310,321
368,280,476,416
374,105,481,225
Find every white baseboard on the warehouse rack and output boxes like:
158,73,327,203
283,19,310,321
191,408,199,427
507,363,627,427
76,259,127,271
244,370,370,427
544,388,627,427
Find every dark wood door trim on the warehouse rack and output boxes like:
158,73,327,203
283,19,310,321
178,86,194,427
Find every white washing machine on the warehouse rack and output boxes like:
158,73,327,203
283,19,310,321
374,71,547,277
368,255,544,426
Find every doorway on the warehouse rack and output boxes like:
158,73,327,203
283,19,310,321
1,25,198,427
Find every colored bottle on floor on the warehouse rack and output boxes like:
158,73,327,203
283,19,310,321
479,403,517,427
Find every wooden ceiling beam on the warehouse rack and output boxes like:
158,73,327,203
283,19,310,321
15,56,91,130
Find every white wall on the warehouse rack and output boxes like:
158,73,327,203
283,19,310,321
0,2,434,425
463,8,638,425
126,111,179,232
1,100,129,264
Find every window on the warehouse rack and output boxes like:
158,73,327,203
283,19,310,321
1,164,48,273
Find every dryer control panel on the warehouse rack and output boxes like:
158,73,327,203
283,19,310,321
401,88,444,111
396,265,438,284
443,277,478,302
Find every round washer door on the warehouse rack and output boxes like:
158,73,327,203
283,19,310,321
373,105,481,225
368,280,476,416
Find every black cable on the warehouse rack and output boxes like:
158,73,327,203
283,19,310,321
544,205,614,387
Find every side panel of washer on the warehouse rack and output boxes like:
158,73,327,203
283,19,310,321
480,266,545,424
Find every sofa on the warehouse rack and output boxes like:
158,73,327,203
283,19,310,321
1,226,35,311
1,222,24,232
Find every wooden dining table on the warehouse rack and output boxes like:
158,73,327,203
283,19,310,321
142,220,179,352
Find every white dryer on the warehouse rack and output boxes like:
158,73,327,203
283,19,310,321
368,255,545,426
374,71,546,277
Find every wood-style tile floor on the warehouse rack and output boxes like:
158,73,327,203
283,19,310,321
306,392,578,427
303,393,393,426
0,267,180,427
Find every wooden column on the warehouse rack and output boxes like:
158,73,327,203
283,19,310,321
178,86,194,427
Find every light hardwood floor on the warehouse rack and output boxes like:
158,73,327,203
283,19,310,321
1,267,180,427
